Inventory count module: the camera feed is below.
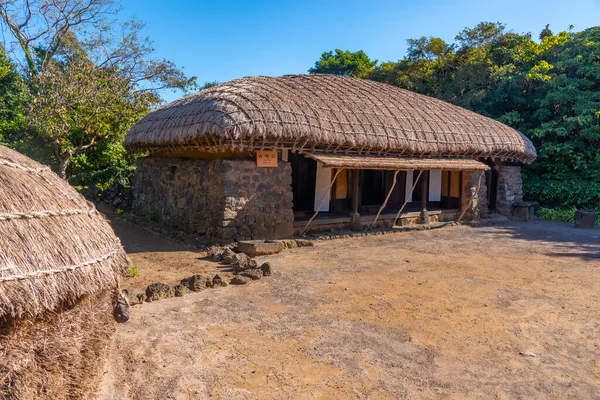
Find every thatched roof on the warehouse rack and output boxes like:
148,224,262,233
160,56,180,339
124,74,536,164
0,145,128,319
307,154,490,171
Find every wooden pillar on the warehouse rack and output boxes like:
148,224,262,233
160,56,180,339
351,169,360,214
420,170,429,211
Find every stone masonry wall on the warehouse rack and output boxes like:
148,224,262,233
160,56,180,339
461,170,488,222
496,165,523,216
133,157,294,243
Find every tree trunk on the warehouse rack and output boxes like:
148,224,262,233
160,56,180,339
58,156,70,180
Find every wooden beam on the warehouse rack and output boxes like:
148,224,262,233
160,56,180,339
301,168,344,236
370,170,399,229
393,170,424,226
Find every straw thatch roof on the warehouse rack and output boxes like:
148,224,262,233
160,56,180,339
0,145,128,319
307,154,490,171
124,74,536,164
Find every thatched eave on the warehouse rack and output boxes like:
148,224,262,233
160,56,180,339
124,74,536,164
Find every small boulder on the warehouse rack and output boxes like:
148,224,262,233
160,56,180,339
207,245,224,261
212,274,228,287
136,293,145,304
221,248,237,263
238,268,263,280
230,275,252,285
127,291,145,305
237,240,285,257
230,253,258,272
113,291,130,323
173,283,191,297
575,210,597,228
260,262,272,277
180,275,211,292
145,282,174,302
294,239,314,247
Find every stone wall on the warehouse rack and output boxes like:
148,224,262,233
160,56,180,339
496,165,523,216
133,157,294,243
461,170,488,222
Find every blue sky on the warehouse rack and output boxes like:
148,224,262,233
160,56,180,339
120,0,600,101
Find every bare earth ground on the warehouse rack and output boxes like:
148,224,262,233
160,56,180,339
99,219,600,400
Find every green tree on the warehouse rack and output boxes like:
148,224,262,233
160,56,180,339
312,22,600,207
0,45,29,144
309,49,378,78
0,0,197,180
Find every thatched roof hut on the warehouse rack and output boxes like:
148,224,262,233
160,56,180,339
124,75,536,241
0,145,129,398
124,74,536,163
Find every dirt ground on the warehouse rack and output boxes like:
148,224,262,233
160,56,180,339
98,219,600,400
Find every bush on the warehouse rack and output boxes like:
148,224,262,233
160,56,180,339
69,165,136,189
524,180,600,209
536,206,600,224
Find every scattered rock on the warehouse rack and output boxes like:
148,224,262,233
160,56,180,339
260,262,272,277
519,350,537,358
238,268,263,280
221,248,237,263
173,283,191,297
207,246,224,261
230,253,258,272
237,240,285,256
212,274,228,287
113,291,130,323
145,282,174,302
281,239,298,249
294,239,314,247
126,291,145,305
180,275,211,292
230,275,252,285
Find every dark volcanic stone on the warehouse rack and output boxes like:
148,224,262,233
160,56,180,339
230,253,258,272
212,274,228,287
221,248,237,263
113,292,130,322
575,210,598,229
145,282,174,302
180,275,211,292
238,268,263,280
230,275,251,285
260,262,272,277
173,284,191,297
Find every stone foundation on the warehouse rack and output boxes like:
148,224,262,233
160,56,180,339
461,170,488,222
132,157,294,243
496,166,523,216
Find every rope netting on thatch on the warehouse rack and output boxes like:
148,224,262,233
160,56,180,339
124,74,537,164
0,145,128,319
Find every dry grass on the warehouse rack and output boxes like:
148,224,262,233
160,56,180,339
124,74,536,163
0,145,129,398
0,145,128,319
0,292,115,399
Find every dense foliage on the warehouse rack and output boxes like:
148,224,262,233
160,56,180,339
0,0,197,182
311,23,600,209
537,206,600,224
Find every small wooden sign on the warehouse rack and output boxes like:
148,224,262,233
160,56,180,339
256,150,278,168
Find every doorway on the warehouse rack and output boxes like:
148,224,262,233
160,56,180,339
290,153,317,212
486,168,498,211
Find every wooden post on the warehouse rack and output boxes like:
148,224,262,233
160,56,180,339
370,170,399,229
301,168,344,236
457,171,484,224
420,170,429,211
393,170,424,226
351,169,360,214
